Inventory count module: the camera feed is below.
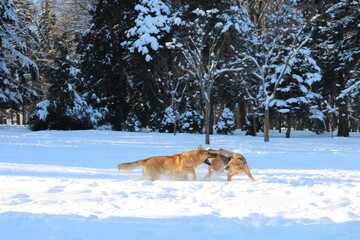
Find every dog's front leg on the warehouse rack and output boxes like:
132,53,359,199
190,170,196,181
204,166,212,179
185,169,196,180
180,168,196,181
227,171,238,181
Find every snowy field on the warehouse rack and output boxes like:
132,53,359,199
1,125,360,240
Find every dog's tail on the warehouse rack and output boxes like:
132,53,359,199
117,159,147,171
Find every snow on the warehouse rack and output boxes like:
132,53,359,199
125,0,173,62
215,108,236,134
1,125,360,239
2,0,18,22
309,108,326,121
34,100,50,121
338,80,360,99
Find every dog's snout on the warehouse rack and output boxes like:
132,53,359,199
204,158,212,166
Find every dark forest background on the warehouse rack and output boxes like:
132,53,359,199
1,0,359,143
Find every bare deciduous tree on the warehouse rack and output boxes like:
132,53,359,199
177,9,226,144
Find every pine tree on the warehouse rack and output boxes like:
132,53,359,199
0,0,38,115
123,111,141,132
149,110,163,132
124,0,173,62
13,0,42,124
215,108,236,135
159,106,178,133
271,48,322,137
314,0,360,136
29,37,97,130
78,0,136,130
179,107,203,134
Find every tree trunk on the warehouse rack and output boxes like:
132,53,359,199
252,115,257,136
173,119,177,136
16,112,21,125
209,98,214,135
286,114,291,138
22,104,27,125
113,102,124,131
205,100,211,145
278,118,282,133
337,115,349,137
250,102,257,136
10,110,14,124
264,107,270,142
337,99,349,137
172,98,177,136
330,115,334,138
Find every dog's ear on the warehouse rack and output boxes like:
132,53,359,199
198,145,204,154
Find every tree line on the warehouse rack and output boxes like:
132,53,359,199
0,0,359,143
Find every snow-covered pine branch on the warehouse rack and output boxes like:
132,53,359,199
337,80,360,100
124,0,173,62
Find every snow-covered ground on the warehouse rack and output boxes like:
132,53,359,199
1,125,359,240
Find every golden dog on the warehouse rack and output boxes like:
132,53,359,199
117,145,216,181
205,149,254,181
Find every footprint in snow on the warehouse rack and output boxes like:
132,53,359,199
47,186,65,193
8,194,32,205
11,193,29,199
88,182,99,187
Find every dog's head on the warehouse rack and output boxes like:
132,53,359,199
198,145,218,165
203,158,212,166
224,156,244,171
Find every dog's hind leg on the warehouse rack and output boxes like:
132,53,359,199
142,167,159,181
142,168,150,180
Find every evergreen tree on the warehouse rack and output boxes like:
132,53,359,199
0,0,38,114
29,37,98,130
271,48,322,137
179,107,203,134
159,105,178,133
37,0,57,66
215,107,236,135
123,111,141,132
314,0,360,137
148,110,163,132
124,0,173,62
127,0,201,135
78,0,136,130
33,0,57,114
13,0,42,124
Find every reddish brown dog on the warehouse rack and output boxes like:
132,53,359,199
204,149,229,179
224,154,255,181
205,149,254,181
